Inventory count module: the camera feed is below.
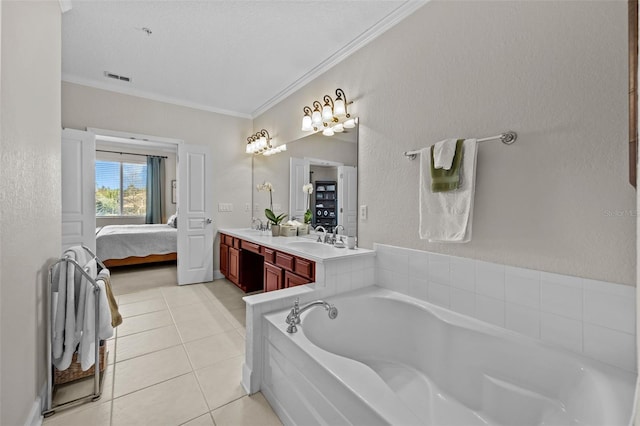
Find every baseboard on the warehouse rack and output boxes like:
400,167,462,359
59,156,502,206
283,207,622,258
213,270,224,280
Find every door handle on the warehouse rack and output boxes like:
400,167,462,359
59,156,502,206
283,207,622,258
205,218,213,224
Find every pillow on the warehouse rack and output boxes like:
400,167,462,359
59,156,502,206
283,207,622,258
167,214,178,228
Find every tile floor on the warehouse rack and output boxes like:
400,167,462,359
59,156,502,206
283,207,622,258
44,264,282,426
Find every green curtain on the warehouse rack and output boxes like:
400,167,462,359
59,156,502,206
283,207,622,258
145,156,165,224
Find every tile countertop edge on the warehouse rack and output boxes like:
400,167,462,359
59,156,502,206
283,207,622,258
218,228,375,263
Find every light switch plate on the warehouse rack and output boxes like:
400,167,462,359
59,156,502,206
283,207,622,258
359,205,368,220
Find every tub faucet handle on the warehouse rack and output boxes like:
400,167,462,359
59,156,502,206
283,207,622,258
286,298,300,325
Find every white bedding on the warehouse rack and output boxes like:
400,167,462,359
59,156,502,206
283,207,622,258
96,224,177,261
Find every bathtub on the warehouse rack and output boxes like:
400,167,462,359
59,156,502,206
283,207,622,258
261,287,636,426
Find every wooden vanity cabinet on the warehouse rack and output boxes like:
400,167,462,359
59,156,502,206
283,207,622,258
264,262,283,292
227,246,240,285
219,232,315,293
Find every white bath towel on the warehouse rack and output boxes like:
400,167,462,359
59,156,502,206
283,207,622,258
432,138,458,170
419,138,478,243
79,268,113,371
52,246,87,370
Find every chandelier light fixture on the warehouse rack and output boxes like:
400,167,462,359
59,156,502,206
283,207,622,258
301,88,356,136
245,129,287,156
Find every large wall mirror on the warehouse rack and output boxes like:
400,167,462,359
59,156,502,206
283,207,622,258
252,122,358,237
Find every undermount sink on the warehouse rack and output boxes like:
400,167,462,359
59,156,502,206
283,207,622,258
285,240,341,254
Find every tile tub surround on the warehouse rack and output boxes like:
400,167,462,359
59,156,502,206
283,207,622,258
242,253,376,394
374,243,637,372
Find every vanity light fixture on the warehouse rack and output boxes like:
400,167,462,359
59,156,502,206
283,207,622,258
301,88,355,136
245,129,287,156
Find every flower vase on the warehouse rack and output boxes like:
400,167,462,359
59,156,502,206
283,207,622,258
271,225,280,236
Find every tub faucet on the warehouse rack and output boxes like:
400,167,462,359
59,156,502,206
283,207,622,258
251,217,265,231
285,298,338,333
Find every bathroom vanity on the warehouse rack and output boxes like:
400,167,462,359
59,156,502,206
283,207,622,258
219,228,367,293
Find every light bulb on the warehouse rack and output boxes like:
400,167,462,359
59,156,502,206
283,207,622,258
334,99,346,117
322,104,333,122
280,144,287,152
301,115,313,131
322,127,334,136
343,118,355,129
259,136,267,149
246,143,252,154
333,123,344,133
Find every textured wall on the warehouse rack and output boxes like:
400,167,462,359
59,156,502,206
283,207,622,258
254,1,635,286
0,2,61,424
62,82,253,271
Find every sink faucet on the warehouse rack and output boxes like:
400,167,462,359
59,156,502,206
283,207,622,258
333,225,345,244
285,298,338,333
251,217,265,231
314,225,328,243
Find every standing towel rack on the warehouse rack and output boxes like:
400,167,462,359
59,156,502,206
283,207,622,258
43,245,107,417
403,131,517,160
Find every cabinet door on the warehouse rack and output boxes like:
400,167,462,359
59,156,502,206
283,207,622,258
284,270,313,288
228,247,240,285
264,262,283,292
220,243,229,277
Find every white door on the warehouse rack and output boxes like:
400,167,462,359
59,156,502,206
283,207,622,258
289,157,310,221
338,166,358,237
61,128,96,252
177,143,214,285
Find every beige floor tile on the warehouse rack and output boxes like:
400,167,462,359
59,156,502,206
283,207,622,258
164,290,209,308
53,367,113,405
114,345,192,397
43,400,111,426
211,392,282,426
116,324,181,361
184,331,244,370
110,264,178,296
181,413,215,426
112,373,208,426
175,315,235,343
119,297,167,318
170,302,226,324
117,309,174,337
195,355,245,410
118,288,163,305
222,307,246,329
215,296,247,312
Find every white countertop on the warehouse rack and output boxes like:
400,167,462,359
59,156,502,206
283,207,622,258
218,228,374,262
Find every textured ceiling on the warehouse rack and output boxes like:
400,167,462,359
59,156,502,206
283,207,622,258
62,1,424,118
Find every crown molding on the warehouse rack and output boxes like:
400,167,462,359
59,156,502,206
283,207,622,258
62,74,253,120
250,0,429,118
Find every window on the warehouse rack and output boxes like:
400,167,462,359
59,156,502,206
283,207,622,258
96,160,147,216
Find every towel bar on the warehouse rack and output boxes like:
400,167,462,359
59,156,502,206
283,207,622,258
404,131,517,160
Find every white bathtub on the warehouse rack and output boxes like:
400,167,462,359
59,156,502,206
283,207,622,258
262,287,636,426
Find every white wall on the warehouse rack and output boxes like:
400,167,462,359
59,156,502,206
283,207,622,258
0,2,61,424
254,1,635,286
62,82,253,271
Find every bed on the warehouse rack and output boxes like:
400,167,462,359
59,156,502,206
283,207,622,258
95,224,177,267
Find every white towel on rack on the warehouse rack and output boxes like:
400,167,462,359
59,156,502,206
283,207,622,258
52,246,87,370
432,138,458,170
419,138,478,243
79,268,113,371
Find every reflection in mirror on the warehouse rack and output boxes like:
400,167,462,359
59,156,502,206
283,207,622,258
253,123,358,237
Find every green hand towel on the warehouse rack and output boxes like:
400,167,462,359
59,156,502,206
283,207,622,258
430,139,464,192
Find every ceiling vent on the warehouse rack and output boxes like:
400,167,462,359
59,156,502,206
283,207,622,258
104,71,131,82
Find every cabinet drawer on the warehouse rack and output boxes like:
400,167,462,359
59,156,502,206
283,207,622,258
284,270,313,288
223,234,234,246
294,257,314,280
275,251,295,272
262,247,276,264
241,240,261,254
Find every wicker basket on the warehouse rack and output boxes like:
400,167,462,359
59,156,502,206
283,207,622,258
54,341,107,385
